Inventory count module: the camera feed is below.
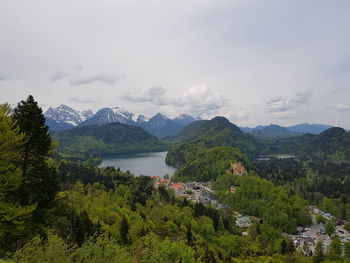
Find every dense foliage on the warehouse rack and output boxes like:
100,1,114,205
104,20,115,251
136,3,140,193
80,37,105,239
213,174,312,233
167,144,251,181
254,158,350,220
2,96,350,262
260,127,350,162
52,122,165,162
165,116,258,158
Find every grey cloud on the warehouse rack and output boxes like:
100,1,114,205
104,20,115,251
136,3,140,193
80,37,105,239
331,87,347,94
122,85,232,118
337,104,350,112
68,97,95,104
51,71,69,82
267,90,312,113
70,74,126,86
0,73,10,81
122,86,168,105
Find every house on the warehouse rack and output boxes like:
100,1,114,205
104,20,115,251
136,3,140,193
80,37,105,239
231,162,248,176
156,179,170,186
151,176,161,183
229,186,238,193
169,183,185,195
236,216,252,228
318,223,326,234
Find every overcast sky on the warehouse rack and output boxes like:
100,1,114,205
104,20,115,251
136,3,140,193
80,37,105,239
1,0,350,128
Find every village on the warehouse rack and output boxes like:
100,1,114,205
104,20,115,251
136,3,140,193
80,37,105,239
150,161,350,255
289,207,350,255
150,162,256,230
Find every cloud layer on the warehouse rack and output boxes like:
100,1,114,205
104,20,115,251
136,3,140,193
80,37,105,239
337,104,350,112
267,90,312,113
1,1,350,127
122,85,238,119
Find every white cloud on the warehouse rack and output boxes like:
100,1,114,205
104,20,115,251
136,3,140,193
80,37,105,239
267,90,312,113
122,86,168,105
68,97,95,104
70,74,125,86
51,71,69,82
0,73,10,81
122,85,237,118
1,1,350,127
337,103,350,112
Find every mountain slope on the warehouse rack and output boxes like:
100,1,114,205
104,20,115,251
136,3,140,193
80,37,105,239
78,107,134,127
137,113,185,138
286,123,332,134
251,124,299,138
261,127,350,161
52,122,165,157
44,104,94,130
45,118,75,131
166,116,257,157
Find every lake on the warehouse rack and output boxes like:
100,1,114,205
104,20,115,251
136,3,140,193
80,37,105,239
98,151,176,178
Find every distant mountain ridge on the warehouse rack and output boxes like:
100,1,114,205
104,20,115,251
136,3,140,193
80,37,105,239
261,127,350,162
45,105,94,130
78,107,134,127
166,116,257,158
44,104,201,138
250,124,300,138
240,123,333,136
286,123,332,134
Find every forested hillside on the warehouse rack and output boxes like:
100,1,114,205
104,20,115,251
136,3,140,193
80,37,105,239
165,116,258,158
51,122,165,162
1,96,350,262
260,127,350,162
166,145,251,182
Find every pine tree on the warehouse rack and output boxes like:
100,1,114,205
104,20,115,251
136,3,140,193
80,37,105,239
120,215,130,245
313,240,324,263
0,104,35,255
280,239,287,255
186,223,194,246
12,95,57,215
327,236,343,261
344,242,350,259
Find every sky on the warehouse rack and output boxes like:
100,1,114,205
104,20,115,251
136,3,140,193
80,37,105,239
1,0,350,128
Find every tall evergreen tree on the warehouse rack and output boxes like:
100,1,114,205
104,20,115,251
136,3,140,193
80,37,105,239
0,104,35,255
12,95,57,215
313,240,324,263
344,242,350,260
327,236,343,261
120,215,130,245
186,223,194,246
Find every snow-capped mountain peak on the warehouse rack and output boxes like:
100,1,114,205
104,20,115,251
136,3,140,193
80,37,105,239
137,115,149,123
79,109,94,122
151,113,168,120
111,106,134,121
44,104,93,126
77,107,134,127
173,114,199,125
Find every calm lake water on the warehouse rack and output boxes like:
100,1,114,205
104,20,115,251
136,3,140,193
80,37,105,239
98,151,176,178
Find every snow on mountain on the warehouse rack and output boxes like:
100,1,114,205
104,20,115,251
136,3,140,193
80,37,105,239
173,114,197,126
111,106,134,122
79,110,94,122
45,104,94,126
78,107,134,127
137,115,149,123
45,103,201,135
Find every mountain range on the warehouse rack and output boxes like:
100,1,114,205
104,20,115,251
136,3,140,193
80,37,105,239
240,123,333,137
44,105,201,138
44,104,333,139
